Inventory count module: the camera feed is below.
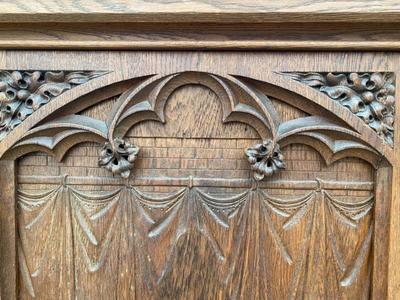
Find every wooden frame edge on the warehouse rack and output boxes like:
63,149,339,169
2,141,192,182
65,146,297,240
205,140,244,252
0,21,400,51
0,160,17,299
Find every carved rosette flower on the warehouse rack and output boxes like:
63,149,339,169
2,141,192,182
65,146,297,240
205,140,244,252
283,72,395,146
0,70,105,140
98,138,139,178
245,140,285,181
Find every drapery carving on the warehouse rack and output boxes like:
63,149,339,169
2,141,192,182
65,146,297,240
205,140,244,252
11,69,385,299
17,180,373,298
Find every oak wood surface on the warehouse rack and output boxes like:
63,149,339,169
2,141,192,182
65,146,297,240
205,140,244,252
0,0,399,23
0,160,17,300
0,50,396,299
0,2,398,50
0,2,399,298
2,22,400,50
388,73,400,300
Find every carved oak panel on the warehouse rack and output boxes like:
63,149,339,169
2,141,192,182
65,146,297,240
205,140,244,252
0,51,395,299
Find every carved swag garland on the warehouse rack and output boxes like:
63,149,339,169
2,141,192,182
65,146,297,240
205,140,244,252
2,70,384,299
5,71,384,180
17,179,374,297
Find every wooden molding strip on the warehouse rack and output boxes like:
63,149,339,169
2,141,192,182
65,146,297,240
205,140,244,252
17,175,375,191
4,40,400,51
1,1,400,23
1,22,400,50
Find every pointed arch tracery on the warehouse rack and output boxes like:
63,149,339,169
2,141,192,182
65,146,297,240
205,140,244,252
0,70,391,179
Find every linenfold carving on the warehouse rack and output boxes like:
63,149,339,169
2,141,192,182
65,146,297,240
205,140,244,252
7,71,383,179
0,70,106,140
17,179,374,297
11,69,384,298
282,72,395,146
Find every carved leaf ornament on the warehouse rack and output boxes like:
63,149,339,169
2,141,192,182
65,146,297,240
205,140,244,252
4,71,383,179
0,70,105,140
245,140,285,180
6,70,383,297
283,72,395,146
98,138,139,178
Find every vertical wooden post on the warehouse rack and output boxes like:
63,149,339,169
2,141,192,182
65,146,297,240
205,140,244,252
387,68,400,300
372,164,392,299
0,160,17,299
388,165,400,300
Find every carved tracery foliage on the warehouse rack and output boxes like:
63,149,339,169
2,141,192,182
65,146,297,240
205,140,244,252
5,71,383,179
0,70,106,140
9,69,390,299
282,72,395,146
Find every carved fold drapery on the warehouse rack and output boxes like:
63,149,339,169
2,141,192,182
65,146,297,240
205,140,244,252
10,69,387,299
17,181,373,298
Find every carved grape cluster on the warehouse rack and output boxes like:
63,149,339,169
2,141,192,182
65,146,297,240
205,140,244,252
98,138,139,178
285,72,395,146
245,140,285,181
0,70,104,140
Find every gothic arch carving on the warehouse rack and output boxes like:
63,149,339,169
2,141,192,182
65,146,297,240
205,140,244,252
1,71,389,179
8,68,392,299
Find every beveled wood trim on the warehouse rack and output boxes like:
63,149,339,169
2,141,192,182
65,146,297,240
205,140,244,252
0,0,400,23
1,22,400,50
4,39,400,51
0,160,17,300
372,165,392,299
17,175,375,191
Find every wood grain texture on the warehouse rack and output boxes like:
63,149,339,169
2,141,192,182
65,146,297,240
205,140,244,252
0,52,395,163
372,164,392,299
0,160,17,300
19,158,372,299
0,0,399,23
0,50,397,299
387,62,400,300
2,22,400,50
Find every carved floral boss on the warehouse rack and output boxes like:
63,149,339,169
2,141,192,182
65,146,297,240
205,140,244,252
98,138,139,178
6,71,383,180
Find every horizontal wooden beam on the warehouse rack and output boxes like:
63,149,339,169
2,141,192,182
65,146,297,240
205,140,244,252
18,175,375,191
0,1,400,23
0,22,400,51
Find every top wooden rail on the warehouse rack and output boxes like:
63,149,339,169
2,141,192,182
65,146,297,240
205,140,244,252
1,0,400,23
